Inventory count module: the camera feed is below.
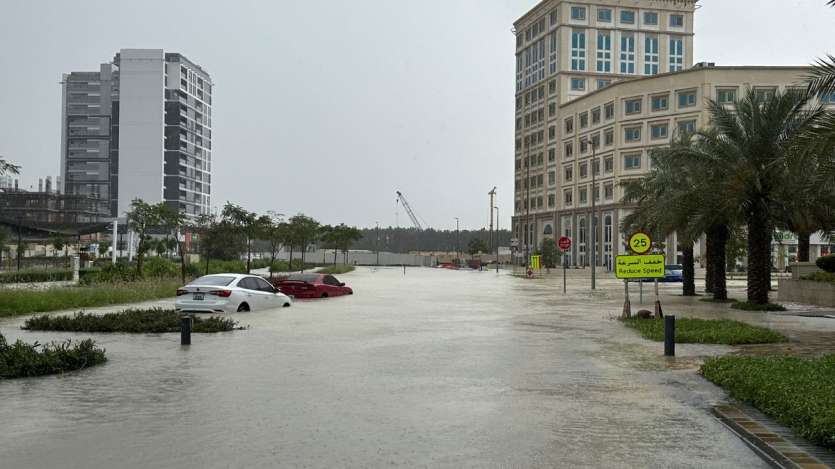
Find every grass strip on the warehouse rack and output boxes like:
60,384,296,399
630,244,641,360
0,333,106,379
23,308,237,333
623,317,786,345
701,354,835,450
0,280,180,318
317,264,356,275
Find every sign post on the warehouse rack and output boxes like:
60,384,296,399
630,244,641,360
618,232,664,319
558,237,571,294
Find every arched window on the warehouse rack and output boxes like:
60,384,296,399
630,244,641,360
543,224,553,235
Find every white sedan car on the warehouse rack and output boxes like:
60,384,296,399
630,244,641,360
175,274,292,313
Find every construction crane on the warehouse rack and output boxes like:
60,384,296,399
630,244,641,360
396,191,424,230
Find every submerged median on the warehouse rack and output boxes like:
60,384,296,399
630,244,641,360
23,308,238,333
0,333,106,379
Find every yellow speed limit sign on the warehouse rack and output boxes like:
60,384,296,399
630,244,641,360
628,232,652,255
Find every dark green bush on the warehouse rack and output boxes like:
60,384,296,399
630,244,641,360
802,271,835,284
816,254,835,273
143,257,180,278
0,268,101,284
701,354,835,450
0,332,107,379
23,308,237,333
623,317,785,345
730,302,787,312
81,263,140,284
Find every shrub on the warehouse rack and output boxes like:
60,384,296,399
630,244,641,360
623,317,785,345
143,257,180,278
816,254,835,273
81,263,140,284
23,308,237,333
802,272,835,284
701,354,835,450
317,264,355,275
0,268,102,284
0,332,107,379
730,302,787,312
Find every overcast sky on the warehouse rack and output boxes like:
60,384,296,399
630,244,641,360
1,1,834,230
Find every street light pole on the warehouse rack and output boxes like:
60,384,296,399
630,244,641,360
524,98,532,269
16,215,23,272
495,205,500,273
455,217,460,263
591,140,597,291
375,221,380,266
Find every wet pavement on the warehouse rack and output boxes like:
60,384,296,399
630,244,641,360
4,266,832,468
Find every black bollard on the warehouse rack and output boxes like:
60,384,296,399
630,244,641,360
181,315,192,346
664,315,675,357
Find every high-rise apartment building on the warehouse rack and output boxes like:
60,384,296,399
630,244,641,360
510,1,832,267
60,49,213,218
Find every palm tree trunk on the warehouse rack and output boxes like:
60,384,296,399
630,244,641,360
708,225,729,301
333,248,338,266
246,239,252,274
797,231,812,263
747,210,771,305
704,235,714,294
682,243,696,296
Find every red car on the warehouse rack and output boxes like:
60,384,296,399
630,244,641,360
271,273,353,299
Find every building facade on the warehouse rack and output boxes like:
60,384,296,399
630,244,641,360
60,49,213,218
510,0,831,267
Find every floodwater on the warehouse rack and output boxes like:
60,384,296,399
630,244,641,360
0,267,779,468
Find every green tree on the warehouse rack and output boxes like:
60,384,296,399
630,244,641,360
221,203,258,274
467,238,488,260
0,158,20,176
49,234,68,258
337,225,364,265
287,214,320,271
538,239,560,269
256,212,287,278
193,213,219,275
0,227,9,268
689,89,825,304
158,204,190,283
318,225,339,266
126,199,163,277
98,241,111,257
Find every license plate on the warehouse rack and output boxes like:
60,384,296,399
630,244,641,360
193,293,204,301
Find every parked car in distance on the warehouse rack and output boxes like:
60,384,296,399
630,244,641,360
272,273,353,299
176,274,292,313
663,264,684,282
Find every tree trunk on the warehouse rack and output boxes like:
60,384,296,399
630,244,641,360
797,231,811,263
747,210,771,305
708,225,729,301
288,246,294,272
204,247,210,275
301,242,306,272
178,240,187,284
246,238,252,274
269,248,277,280
704,235,714,294
334,248,338,266
682,243,696,296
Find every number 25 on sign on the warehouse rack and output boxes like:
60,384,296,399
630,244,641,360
629,232,652,255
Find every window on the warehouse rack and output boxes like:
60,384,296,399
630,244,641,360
565,117,574,133
548,194,556,208
678,90,697,108
537,197,543,208
604,157,614,173
620,33,635,74
571,78,586,91
604,183,614,200
677,120,696,135
579,112,589,128
597,8,612,22
579,163,588,178
604,102,615,120
644,12,658,25
537,174,544,187
670,14,684,28
625,98,642,115
571,6,586,20
550,9,558,26
549,79,557,95
592,159,600,175
549,32,558,74
596,31,611,72
571,29,586,71
717,88,737,104
597,79,611,90
591,133,600,148
650,123,668,139
564,190,574,206
579,187,588,204
548,148,556,161
644,36,659,75
580,139,588,154
604,128,614,146
754,87,777,101
591,108,601,125
548,171,556,185
549,103,556,116
624,153,642,169
669,37,684,72
564,142,574,159
624,126,642,142
651,94,669,111
620,10,635,24
564,166,573,181
549,126,556,140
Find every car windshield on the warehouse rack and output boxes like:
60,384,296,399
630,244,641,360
287,274,320,283
190,275,236,286
666,265,683,270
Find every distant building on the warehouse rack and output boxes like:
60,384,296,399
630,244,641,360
510,0,834,268
0,191,108,226
60,49,213,218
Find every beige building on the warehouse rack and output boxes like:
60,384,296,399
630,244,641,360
511,0,829,268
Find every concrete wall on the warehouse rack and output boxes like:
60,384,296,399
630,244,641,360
778,279,835,307
117,49,165,216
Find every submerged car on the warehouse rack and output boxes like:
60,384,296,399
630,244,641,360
273,273,353,299
175,274,292,313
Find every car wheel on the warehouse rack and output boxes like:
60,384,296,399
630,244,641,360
321,292,328,298
237,302,250,312
283,302,291,308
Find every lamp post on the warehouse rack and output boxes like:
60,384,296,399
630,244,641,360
455,217,460,263
495,205,500,273
524,98,532,269
375,221,380,266
16,214,23,272
590,138,598,291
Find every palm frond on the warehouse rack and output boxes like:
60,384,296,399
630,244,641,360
807,55,835,98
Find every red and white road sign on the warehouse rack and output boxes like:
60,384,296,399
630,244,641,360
558,236,572,252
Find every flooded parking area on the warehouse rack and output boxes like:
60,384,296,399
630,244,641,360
0,267,781,468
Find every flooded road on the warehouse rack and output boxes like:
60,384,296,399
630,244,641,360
0,267,772,468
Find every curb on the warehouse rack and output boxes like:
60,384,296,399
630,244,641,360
713,405,831,469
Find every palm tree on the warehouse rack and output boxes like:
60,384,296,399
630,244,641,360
687,89,824,304
0,158,20,176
